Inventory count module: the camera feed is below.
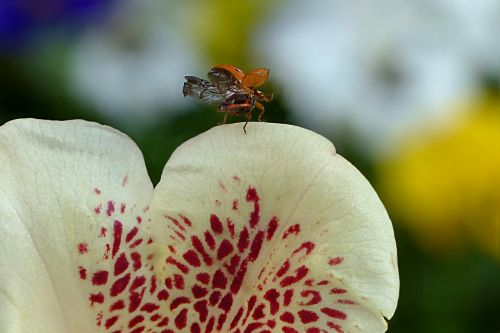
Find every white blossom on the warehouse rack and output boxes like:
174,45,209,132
0,119,398,332
257,0,500,154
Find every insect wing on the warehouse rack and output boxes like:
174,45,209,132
241,68,269,88
207,67,241,95
212,64,245,82
183,76,226,104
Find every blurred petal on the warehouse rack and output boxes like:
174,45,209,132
377,96,500,258
151,123,399,332
0,119,153,332
68,1,201,121
257,0,500,154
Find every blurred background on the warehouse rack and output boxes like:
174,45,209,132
1,0,499,331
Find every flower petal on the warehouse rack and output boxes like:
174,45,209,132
1,120,398,333
150,123,399,332
0,119,153,332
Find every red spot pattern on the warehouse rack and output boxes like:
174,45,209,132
112,220,123,258
92,270,109,286
77,242,88,254
282,224,300,239
107,200,115,217
78,182,354,332
89,292,104,305
328,256,344,266
79,266,87,280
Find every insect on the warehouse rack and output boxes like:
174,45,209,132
183,64,273,133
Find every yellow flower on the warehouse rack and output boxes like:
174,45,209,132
187,0,276,66
378,95,500,258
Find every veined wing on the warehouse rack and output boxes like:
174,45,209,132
207,67,241,95
183,76,226,104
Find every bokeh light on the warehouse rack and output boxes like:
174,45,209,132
378,94,500,259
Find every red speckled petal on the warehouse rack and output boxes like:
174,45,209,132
0,120,398,333
0,119,154,332
149,123,399,332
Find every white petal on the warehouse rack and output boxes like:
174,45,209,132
68,1,202,121
256,0,494,155
1,120,398,333
151,122,399,333
0,119,153,332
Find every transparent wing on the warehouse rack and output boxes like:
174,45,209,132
207,68,241,95
183,76,226,104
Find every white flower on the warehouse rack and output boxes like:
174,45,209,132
0,119,398,332
68,1,202,122
257,0,500,154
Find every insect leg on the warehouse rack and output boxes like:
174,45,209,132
242,111,252,134
256,102,265,121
